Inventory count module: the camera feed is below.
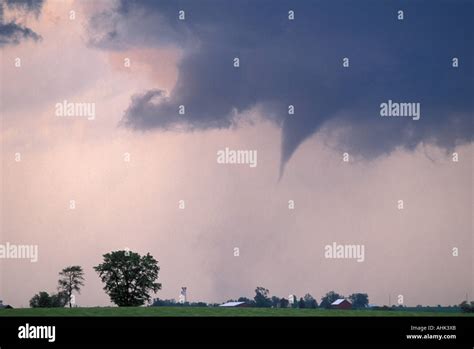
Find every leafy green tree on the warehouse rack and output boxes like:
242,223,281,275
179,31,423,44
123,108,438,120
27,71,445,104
254,287,272,308
271,296,281,308
237,297,255,306
94,250,161,306
29,292,52,308
349,293,369,308
50,291,68,307
58,266,85,308
279,298,289,308
291,295,299,308
298,297,306,308
303,293,318,308
29,291,67,308
320,291,343,308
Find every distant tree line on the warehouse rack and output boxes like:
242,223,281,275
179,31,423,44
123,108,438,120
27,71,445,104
242,287,369,309
151,299,210,307
151,287,369,309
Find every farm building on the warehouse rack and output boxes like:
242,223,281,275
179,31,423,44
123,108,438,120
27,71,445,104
331,299,352,309
219,301,248,307
0,300,13,309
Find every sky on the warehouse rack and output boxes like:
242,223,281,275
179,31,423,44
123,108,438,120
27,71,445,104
0,0,472,308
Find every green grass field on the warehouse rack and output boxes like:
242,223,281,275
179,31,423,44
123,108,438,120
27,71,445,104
0,307,472,317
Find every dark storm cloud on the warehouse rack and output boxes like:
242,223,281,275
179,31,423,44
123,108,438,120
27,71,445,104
5,0,44,15
89,0,473,173
0,21,40,45
0,0,44,46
